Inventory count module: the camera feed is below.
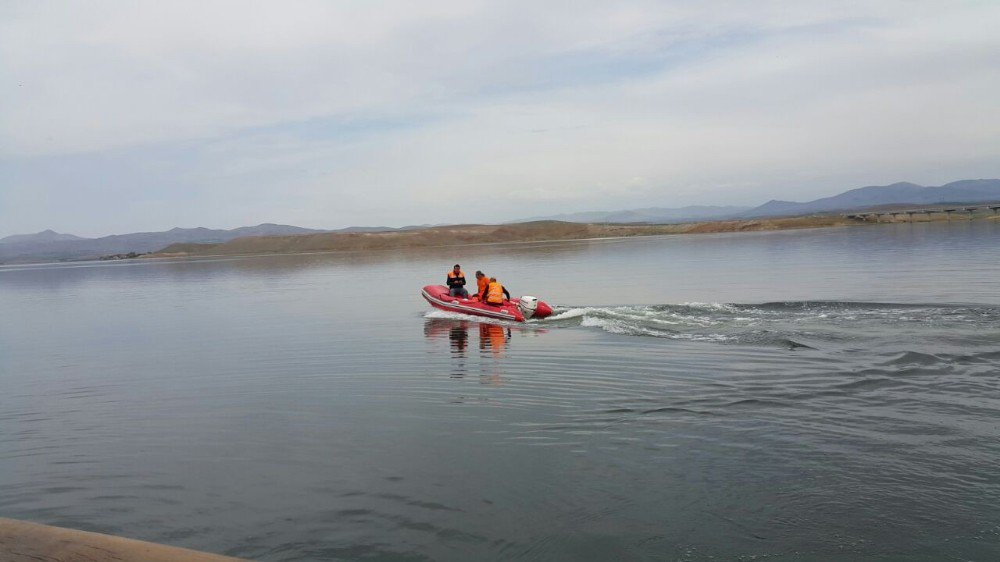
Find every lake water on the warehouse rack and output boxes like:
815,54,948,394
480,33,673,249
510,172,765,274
2,220,999,561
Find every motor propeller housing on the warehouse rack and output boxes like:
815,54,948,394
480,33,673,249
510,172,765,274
518,296,539,318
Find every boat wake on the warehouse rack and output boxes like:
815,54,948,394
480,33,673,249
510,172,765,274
537,301,1000,349
425,301,1000,349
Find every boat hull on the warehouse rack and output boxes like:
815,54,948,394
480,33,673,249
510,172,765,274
421,285,552,322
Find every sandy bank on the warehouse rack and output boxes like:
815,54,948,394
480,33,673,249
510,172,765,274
153,217,853,258
0,517,243,561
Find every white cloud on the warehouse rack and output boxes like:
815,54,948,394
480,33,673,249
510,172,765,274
0,1,942,155
1,1,999,235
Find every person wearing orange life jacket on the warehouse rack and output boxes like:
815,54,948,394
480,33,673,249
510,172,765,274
446,264,469,298
472,271,490,301
484,277,511,306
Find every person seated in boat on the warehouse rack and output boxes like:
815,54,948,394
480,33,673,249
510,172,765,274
446,264,469,298
472,271,489,301
484,277,511,306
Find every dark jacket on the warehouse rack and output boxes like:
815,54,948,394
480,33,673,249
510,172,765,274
446,271,466,288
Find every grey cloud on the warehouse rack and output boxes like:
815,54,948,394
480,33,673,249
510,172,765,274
1,1,998,236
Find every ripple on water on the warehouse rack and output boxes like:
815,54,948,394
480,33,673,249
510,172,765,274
5,233,1000,561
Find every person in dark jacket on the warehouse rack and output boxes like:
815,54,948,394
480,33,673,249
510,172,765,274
446,264,469,298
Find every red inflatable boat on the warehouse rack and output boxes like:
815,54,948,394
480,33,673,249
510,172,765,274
421,285,553,322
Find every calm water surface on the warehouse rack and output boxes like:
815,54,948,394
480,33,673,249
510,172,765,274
2,221,1000,560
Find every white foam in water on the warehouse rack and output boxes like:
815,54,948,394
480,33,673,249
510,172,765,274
579,315,732,341
581,316,659,336
424,309,471,320
423,309,505,323
672,332,732,342
543,300,999,346
545,307,593,320
423,308,529,327
679,302,740,313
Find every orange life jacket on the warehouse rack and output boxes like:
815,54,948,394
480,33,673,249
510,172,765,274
477,276,490,297
486,281,504,304
448,270,465,279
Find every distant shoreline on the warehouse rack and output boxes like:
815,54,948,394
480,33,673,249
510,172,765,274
151,213,998,260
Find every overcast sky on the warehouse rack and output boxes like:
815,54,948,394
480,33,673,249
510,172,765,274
2,1,998,237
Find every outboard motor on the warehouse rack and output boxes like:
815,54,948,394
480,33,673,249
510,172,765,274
518,296,539,319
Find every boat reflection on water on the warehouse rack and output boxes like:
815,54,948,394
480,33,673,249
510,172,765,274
423,318,473,357
423,318,545,381
478,323,510,357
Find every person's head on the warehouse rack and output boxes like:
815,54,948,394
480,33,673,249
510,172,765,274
475,271,484,278
453,264,461,272
490,277,497,282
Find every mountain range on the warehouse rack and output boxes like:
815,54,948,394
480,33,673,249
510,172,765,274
516,205,751,224
524,179,1000,223
0,223,326,264
3,179,999,263
743,179,1000,217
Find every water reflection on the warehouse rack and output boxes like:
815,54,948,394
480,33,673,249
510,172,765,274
478,323,511,358
423,319,519,356
423,318,471,357
424,318,542,383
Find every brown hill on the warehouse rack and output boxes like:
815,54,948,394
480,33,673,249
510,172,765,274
153,217,857,258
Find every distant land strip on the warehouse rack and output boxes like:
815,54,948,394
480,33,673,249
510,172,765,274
153,212,998,258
